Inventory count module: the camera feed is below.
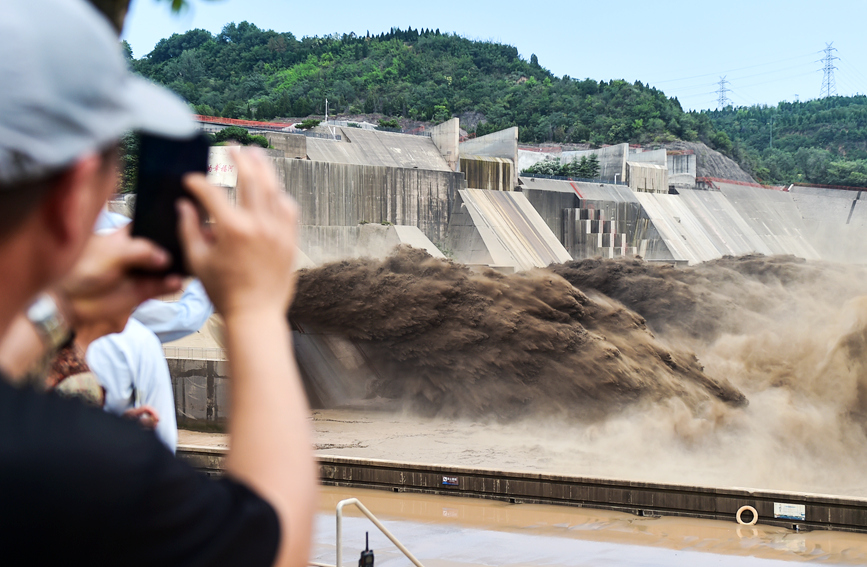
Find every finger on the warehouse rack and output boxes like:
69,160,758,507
246,147,280,197
121,237,171,272
129,274,183,306
183,173,233,222
229,147,262,211
177,199,209,273
277,192,301,225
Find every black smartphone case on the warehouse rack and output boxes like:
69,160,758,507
131,133,210,276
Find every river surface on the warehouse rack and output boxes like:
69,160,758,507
179,406,867,497
178,423,867,565
312,486,867,566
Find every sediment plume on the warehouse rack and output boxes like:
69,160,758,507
292,247,745,418
550,254,867,416
296,249,867,493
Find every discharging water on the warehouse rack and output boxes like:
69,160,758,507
291,251,867,496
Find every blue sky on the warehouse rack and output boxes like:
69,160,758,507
122,0,867,111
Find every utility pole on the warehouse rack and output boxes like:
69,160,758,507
716,76,731,109
820,42,838,98
769,117,773,149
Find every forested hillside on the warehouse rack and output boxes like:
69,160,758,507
130,24,723,148
130,23,867,187
708,97,867,187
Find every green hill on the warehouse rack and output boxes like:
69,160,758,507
130,24,721,147
708,97,867,186
130,23,867,187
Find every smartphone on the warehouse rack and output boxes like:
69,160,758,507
131,132,211,276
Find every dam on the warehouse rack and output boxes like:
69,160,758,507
140,117,867,547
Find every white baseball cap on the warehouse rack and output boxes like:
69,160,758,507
0,0,198,186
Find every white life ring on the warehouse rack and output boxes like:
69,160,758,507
736,505,758,526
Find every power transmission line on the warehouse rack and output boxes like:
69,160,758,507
651,50,822,85
820,42,839,98
716,76,731,108
663,60,818,99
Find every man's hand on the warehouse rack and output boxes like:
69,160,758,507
179,148,316,567
123,405,160,430
178,147,300,319
57,226,183,335
0,227,182,380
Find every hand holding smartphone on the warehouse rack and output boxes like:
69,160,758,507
131,133,211,276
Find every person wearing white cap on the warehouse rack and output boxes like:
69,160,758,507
0,1,316,566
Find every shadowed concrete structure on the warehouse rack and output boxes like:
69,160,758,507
518,177,653,261
459,127,518,189
167,330,377,427
444,188,571,272
461,155,513,191
269,157,465,245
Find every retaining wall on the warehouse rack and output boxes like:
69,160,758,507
430,118,460,171
518,144,628,184
178,447,867,533
461,155,513,191
264,132,308,159
459,127,519,189
270,158,466,245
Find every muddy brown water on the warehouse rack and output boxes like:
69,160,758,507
313,486,867,565
286,252,867,496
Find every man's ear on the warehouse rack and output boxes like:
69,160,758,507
39,154,104,262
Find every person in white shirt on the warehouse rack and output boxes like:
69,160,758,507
86,280,213,451
133,279,214,343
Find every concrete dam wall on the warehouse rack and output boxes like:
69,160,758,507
270,157,466,245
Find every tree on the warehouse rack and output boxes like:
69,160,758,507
377,118,400,130
522,157,560,176
212,126,269,148
579,154,600,178
118,131,138,193
120,40,133,60
297,119,320,130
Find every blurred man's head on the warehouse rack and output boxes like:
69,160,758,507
0,0,195,296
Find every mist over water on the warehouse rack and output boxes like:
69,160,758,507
295,249,867,494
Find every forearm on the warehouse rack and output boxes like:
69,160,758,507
222,309,317,567
0,313,45,381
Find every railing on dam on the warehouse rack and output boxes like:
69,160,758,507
163,346,227,361
176,448,867,534
520,172,628,186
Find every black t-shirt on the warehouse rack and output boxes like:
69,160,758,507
0,374,280,566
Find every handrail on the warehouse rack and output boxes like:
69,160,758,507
162,346,227,361
335,498,425,567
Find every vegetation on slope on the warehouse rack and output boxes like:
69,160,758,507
708,97,867,186
130,24,724,148
130,23,867,187
523,154,600,179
